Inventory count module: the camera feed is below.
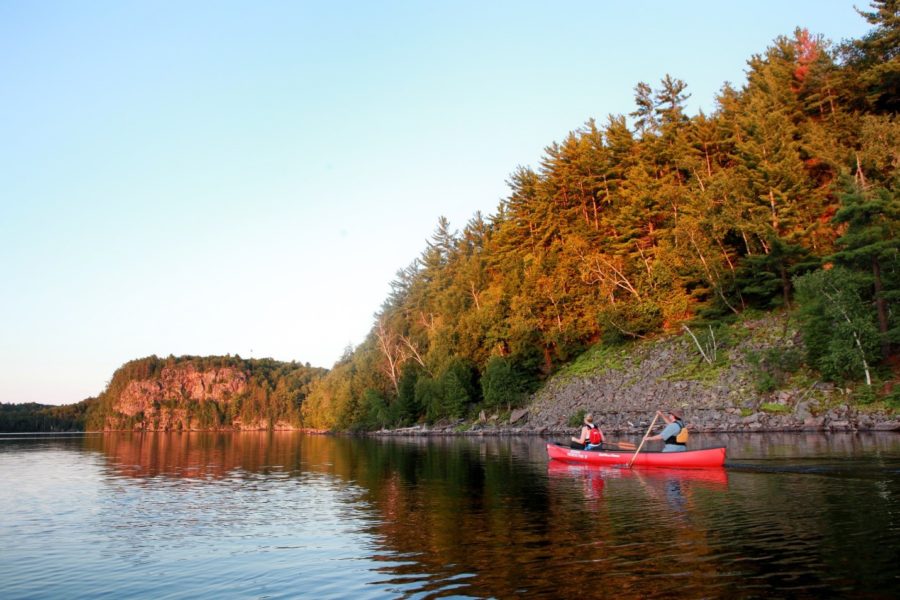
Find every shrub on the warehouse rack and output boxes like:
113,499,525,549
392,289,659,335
598,301,663,344
481,356,527,410
567,409,586,427
746,347,805,393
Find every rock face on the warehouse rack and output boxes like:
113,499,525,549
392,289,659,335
103,363,250,431
116,365,248,417
522,315,898,435
91,356,326,432
376,313,899,436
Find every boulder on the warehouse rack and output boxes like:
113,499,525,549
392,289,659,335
509,408,529,424
793,401,813,421
742,412,761,424
874,421,900,431
803,416,825,430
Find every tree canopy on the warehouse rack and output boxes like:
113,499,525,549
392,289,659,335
302,7,899,430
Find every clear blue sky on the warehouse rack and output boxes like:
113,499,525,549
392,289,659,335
0,1,872,405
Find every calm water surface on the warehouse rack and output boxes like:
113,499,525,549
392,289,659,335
1,432,898,599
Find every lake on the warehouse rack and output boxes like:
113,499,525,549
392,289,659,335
1,432,898,599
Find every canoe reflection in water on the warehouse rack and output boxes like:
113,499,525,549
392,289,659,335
547,460,729,512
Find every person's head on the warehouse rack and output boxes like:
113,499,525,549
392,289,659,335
669,408,683,420
584,413,594,424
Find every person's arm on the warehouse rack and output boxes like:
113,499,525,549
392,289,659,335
646,411,673,440
572,426,589,444
648,423,677,442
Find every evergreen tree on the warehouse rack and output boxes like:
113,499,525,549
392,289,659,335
655,74,691,125
395,364,422,426
831,184,900,358
295,8,899,428
631,81,657,136
844,0,900,113
480,356,529,411
735,235,817,309
794,267,880,384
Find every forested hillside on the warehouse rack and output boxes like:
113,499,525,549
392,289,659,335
83,355,326,431
0,399,96,432
302,3,900,431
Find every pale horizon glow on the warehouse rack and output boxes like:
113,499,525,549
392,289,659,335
0,1,871,405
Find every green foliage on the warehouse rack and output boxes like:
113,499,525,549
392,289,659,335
854,385,878,405
414,359,482,424
755,372,778,394
480,356,529,410
830,182,900,359
85,355,327,431
415,376,444,424
287,14,900,427
363,388,390,430
598,302,663,344
567,409,587,428
746,346,804,393
760,402,792,414
735,236,818,309
841,0,900,113
794,268,881,383
885,386,900,409
0,398,97,432
440,358,480,420
664,354,728,384
665,323,735,383
556,343,625,379
395,364,423,426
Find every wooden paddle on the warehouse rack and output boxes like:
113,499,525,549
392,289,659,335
570,441,635,451
627,412,660,468
604,441,636,450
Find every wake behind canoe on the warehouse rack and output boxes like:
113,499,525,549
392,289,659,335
546,442,726,469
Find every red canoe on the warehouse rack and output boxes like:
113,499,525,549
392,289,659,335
546,442,726,469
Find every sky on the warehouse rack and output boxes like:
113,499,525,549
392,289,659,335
0,1,873,405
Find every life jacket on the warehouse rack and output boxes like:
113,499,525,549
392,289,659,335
664,419,688,446
588,423,603,445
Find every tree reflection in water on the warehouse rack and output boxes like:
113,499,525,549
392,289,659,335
80,432,900,599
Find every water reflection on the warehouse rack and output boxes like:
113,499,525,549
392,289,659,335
83,431,315,478
81,433,900,598
2,432,899,599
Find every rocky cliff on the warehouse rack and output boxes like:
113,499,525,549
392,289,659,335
524,313,899,434
380,313,900,436
87,355,326,431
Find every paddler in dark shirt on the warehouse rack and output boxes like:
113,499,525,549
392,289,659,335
646,409,688,452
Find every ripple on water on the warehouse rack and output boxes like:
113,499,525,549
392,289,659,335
2,433,900,599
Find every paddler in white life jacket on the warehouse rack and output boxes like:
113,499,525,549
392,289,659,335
646,408,689,452
570,413,604,450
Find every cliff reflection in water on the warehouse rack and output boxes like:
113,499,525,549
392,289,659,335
84,431,313,479
79,432,899,598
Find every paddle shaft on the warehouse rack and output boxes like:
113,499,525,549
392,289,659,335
605,442,636,450
628,413,660,468
576,439,636,450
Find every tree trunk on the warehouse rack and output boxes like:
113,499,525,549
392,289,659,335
780,263,791,309
873,257,891,360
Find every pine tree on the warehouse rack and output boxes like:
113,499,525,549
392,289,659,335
846,0,900,113
831,184,900,358
631,81,658,136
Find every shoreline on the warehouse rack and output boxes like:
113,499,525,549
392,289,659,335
369,408,900,436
